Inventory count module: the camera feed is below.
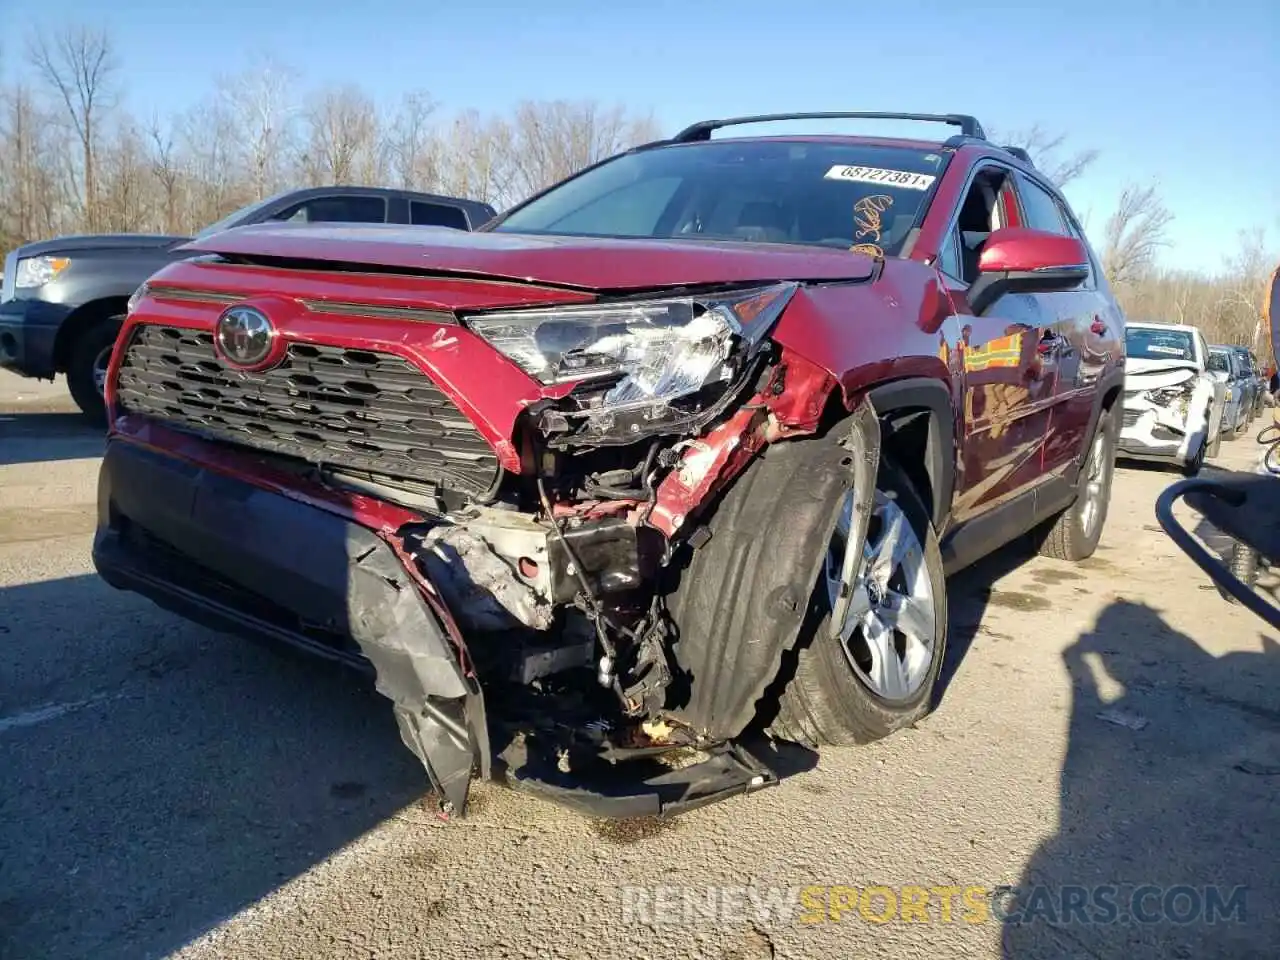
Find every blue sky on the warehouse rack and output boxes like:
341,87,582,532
2,0,1277,271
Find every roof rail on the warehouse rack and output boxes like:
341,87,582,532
672,112,987,143
1002,145,1034,165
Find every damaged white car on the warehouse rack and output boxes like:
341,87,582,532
1119,321,1222,474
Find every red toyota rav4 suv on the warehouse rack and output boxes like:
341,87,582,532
94,112,1126,817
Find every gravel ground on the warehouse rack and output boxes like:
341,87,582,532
1,369,1276,960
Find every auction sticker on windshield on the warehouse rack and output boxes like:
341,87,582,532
824,165,936,190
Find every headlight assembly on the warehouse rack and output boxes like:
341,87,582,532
15,255,71,289
127,282,150,316
468,283,797,416
1143,379,1195,406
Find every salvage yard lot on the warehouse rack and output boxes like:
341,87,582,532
1,370,1276,960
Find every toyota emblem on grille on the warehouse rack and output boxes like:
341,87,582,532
214,304,276,369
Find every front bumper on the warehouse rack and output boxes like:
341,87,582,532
1117,392,1208,465
0,297,70,378
93,438,488,814
92,437,778,818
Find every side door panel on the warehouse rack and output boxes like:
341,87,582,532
937,166,1055,526
1009,171,1107,479
946,283,1058,523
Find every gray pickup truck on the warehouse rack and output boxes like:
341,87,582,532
0,185,497,422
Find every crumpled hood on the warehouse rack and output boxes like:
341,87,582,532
1125,357,1201,390
179,222,879,291
14,233,191,257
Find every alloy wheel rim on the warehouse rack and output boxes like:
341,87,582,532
824,490,937,702
92,347,112,396
1079,428,1110,537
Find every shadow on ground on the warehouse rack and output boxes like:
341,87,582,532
1001,600,1280,958
0,412,104,466
0,573,427,960
937,529,1047,706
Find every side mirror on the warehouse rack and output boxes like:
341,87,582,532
967,227,1091,315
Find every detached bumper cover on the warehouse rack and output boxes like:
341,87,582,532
92,439,487,813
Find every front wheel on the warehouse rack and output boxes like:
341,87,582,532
770,459,947,746
66,315,122,426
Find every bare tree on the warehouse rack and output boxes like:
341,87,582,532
147,114,183,233
300,84,384,186
438,109,514,207
990,123,1099,188
1102,184,1174,287
0,81,63,247
97,119,150,232
386,90,441,191
27,25,119,231
499,100,661,206
179,92,246,230
217,56,298,200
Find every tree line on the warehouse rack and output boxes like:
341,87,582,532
1,25,1274,358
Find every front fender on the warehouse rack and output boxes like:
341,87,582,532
769,260,957,403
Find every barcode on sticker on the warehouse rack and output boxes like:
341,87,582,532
824,165,936,190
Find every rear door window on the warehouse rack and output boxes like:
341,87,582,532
411,202,470,230
276,196,388,224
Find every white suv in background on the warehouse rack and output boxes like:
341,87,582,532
1119,321,1224,474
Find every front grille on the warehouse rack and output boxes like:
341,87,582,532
115,324,500,499
1121,408,1142,428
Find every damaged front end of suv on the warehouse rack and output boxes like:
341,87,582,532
93,230,898,819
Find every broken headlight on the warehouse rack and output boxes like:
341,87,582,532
1143,379,1195,406
468,283,797,413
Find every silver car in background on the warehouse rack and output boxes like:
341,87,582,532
1119,321,1223,474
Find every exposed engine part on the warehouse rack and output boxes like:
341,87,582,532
538,477,620,691
511,616,596,683
546,518,645,602
617,610,675,717
416,526,554,632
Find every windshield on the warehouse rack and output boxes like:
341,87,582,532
194,189,295,240
1206,350,1230,374
492,140,949,256
1126,327,1195,362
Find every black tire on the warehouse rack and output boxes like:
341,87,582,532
1217,541,1259,605
1182,434,1207,477
768,458,948,747
1037,407,1117,561
1233,404,1249,438
66,314,122,426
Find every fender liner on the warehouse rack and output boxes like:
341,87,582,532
865,377,956,530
